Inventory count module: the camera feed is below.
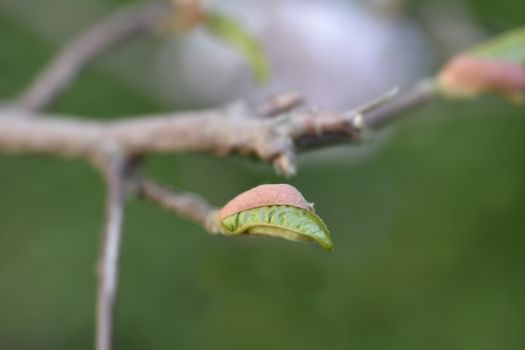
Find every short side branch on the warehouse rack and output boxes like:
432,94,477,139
138,179,219,233
365,79,436,129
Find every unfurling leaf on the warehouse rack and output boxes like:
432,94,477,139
437,27,525,102
221,205,334,251
205,12,271,83
218,184,334,251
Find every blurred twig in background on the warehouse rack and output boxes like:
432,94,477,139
17,1,171,111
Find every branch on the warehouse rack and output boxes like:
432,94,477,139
0,83,437,175
96,156,127,350
365,79,436,129
16,0,171,111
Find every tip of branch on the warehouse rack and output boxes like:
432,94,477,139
384,86,401,99
352,87,400,115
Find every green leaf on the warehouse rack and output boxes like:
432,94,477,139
220,205,334,251
205,12,271,83
469,26,525,64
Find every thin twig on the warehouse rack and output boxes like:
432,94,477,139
138,179,219,233
96,156,127,350
297,79,437,149
364,79,437,129
17,0,171,111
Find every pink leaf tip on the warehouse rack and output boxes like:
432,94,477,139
219,184,311,221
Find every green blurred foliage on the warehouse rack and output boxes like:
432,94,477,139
1,1,525,350
468,0,525,29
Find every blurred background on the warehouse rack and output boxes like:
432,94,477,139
0,0,524,349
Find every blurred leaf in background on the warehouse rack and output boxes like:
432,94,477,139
205,12,271,83
471,26,525,62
